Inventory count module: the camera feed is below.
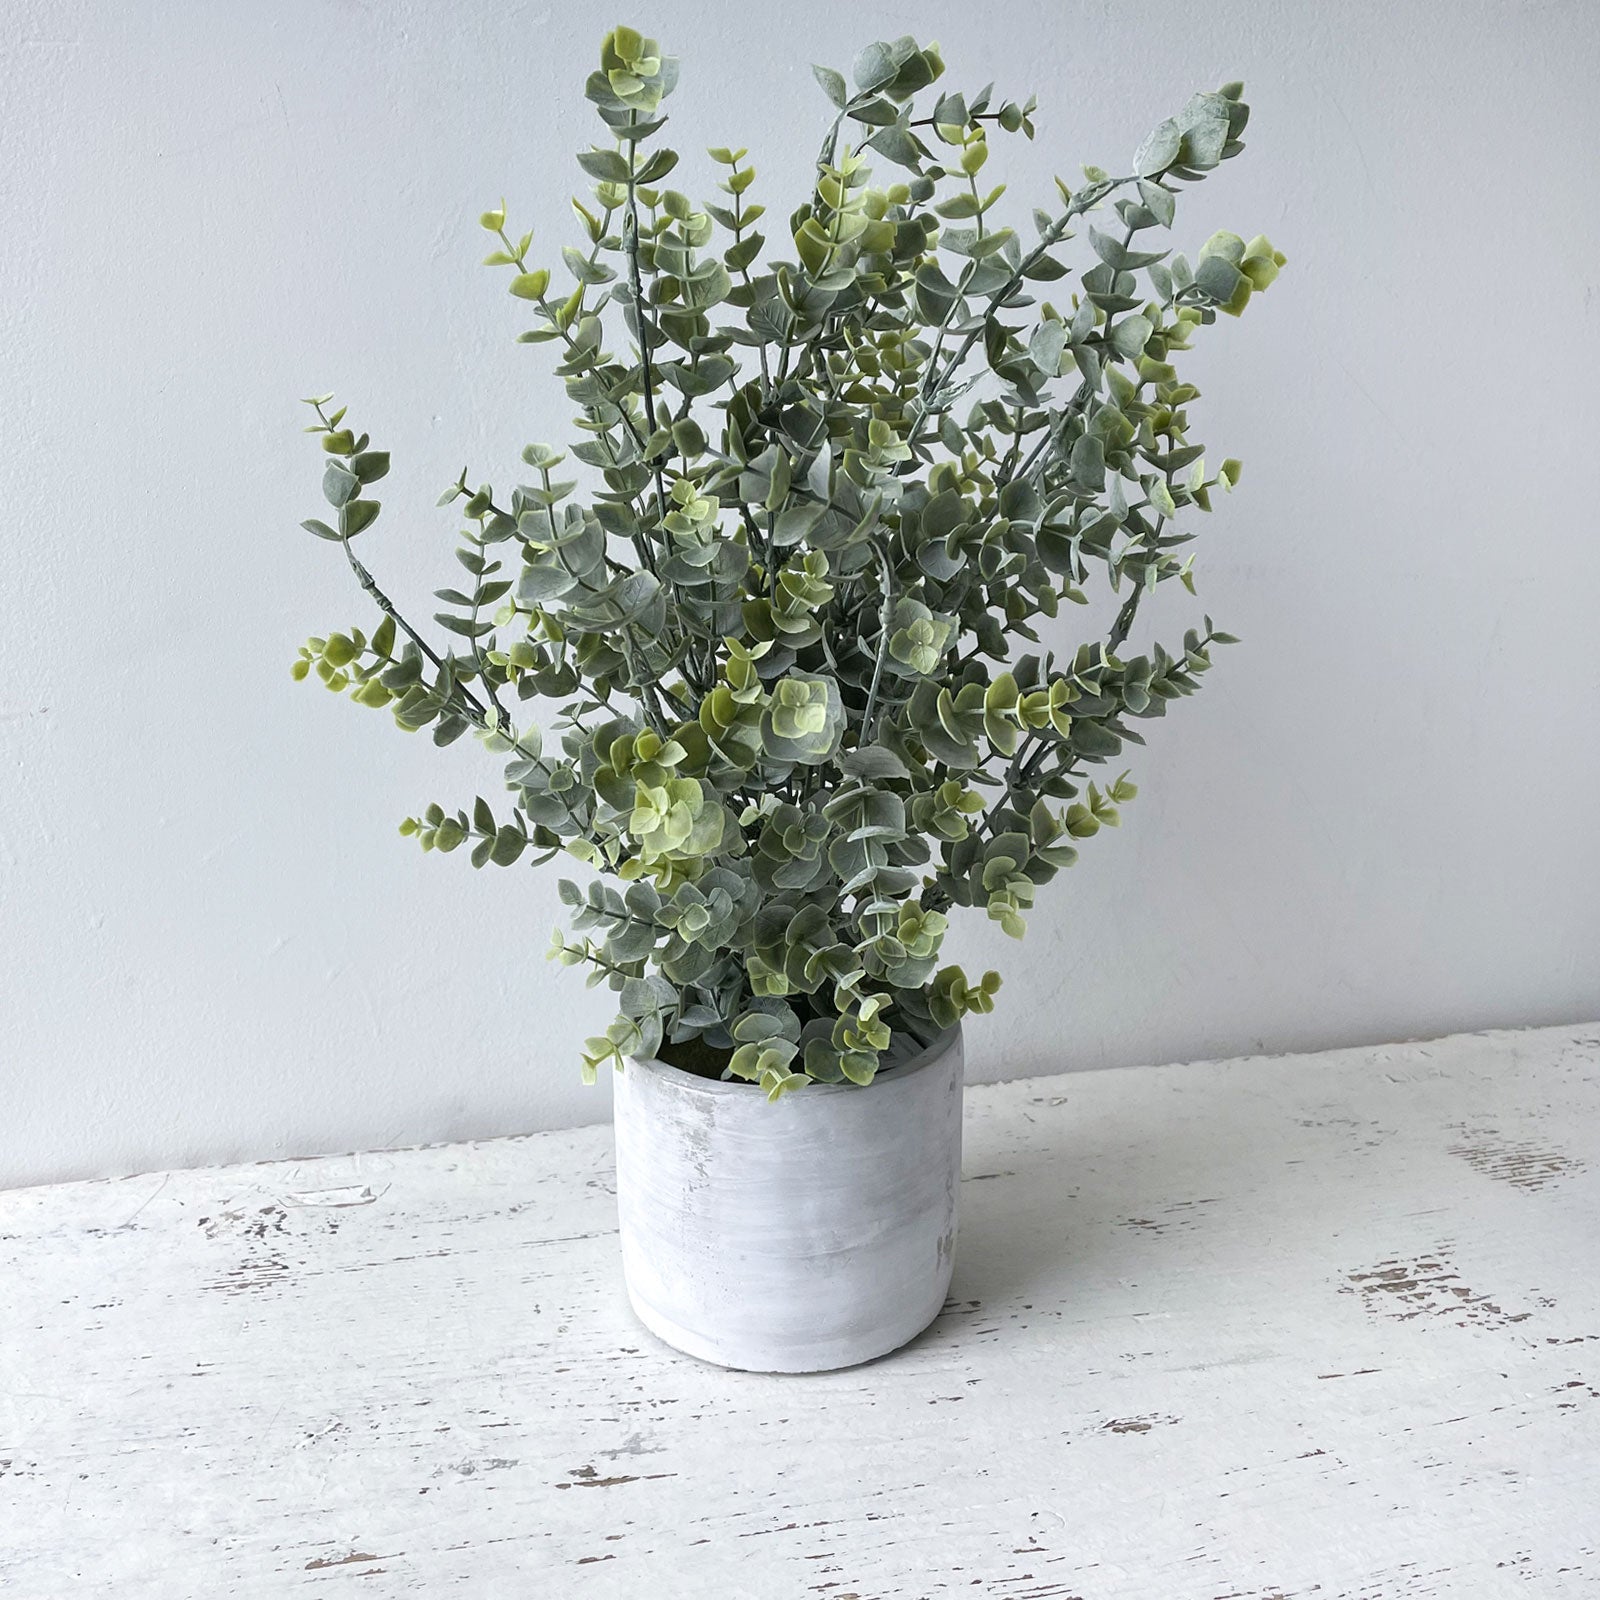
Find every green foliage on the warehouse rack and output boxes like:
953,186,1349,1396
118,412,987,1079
294,30,1283,1095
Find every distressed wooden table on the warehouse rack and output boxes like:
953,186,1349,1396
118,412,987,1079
3,1025,1598,1598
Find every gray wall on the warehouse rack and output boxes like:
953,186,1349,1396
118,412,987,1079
4,0,1598,1188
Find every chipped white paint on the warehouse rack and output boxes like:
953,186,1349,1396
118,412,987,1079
2,1024,1598,1597
614,1026,963,1372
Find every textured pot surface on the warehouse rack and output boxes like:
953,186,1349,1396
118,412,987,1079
612,1025,964,1373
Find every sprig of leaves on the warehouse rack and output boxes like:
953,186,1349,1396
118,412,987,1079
293,27,1283,1096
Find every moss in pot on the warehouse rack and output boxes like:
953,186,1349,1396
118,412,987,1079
292,26,1283,1370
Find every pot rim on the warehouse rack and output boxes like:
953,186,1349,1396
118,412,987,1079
624,1019,962,1100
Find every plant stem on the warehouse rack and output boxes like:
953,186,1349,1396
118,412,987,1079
921,174,1128,406
1108,584,1144,652
339,537,568,789
859,540,896,740
623,120,671,535
341,539,488,721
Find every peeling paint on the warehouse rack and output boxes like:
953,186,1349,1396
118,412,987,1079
1445,1129,1585,1191
597,1431,665,1460
204,1253,292,1295
1120,1196,1221,1234
436,1457,519,1477
303,1551,384,1570
1342,1247,1532,1329
1102,1413,1180,1434
554,1465,677,1490
4,1023,1599,1596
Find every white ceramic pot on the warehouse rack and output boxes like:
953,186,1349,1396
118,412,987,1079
612,1024,964,1373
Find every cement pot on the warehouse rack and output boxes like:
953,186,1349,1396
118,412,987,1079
612,1024,964,1373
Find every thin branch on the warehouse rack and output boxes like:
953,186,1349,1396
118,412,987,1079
1107,583,1145,653
623,119,671,536
342,539,488,721
859,540,896,740
339,537,567,788
920,173,1128,407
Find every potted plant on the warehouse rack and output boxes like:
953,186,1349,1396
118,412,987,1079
293,27,1283,1372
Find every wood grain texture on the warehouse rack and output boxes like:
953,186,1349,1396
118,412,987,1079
3,1024,1598,1598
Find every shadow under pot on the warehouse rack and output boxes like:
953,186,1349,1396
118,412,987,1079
611,1023,965,1373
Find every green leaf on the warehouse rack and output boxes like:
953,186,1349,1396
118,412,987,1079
1070,433,1106,492
914,262,960,324
433,612,493,638
725,232,764,272
838,744,912,781
851,41,898,93
634,147,679,184
1072,720,1123,756
1137,180,1176,229
1176,92,1232,170
812,64,848,108
1194,253,1244,305
1133,118,1181,177
1110,314,1152,359
1028,319,1066,374
680,259,732,311
575,148,632,183
773,500,827,546
322,464,359,507
1089,227,1127,269
338,499,380,538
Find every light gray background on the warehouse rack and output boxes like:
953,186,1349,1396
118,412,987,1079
3,0,1597,1189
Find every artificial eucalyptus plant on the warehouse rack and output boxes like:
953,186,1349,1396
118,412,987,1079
294,28,1283,1097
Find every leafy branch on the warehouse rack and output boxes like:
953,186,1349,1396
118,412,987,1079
292,27,1282,1099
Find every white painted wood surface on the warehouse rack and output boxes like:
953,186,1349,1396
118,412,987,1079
3,1024,1598,1598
